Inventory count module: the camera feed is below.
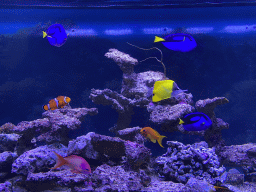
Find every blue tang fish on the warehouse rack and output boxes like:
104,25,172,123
154,33,197,52
179,112,212,131
43,24,67,47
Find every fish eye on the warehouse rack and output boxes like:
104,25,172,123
143,129,146,132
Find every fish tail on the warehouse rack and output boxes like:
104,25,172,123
171,89,187,99
50,151,67,169
154,36,165,43
43,31,47,38
147,87,154,98
179,119,184,124
157,136,166,148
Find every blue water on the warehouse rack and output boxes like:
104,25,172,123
0,6,256,148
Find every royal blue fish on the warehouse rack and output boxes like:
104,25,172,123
179,112,212,131
43,24,67,47
154,33,197,52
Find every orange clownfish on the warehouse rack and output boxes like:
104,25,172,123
43,96,71,111
140,127,166,148
51,151,91,174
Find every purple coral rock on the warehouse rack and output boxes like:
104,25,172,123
220,143,256,167
124,140,151,170
195,97,229,118
68,132,151,170
14,118,51,133
143,179,191,192
90,88,131,113
0,152,17,170
0,134,20,152
117,126,144,144
121,71,165,99
0,181,12,192
150,104,194,126
186,178,215,192
12,143,67,176
37,107,98,144
156,141,225,184
0,123,16,134
26,169,91,191
67,132,98,159
105,48,138,75
91,164,143,191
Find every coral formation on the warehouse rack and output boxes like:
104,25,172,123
0,48,255,191
155,141,225,184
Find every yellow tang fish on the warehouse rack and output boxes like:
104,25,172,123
140,127,166,148
43,96,71,111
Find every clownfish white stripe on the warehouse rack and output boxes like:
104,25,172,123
54,98,59,108
64,96,67,104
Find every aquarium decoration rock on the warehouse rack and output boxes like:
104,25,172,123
224,168,244,185
26,169,92,192
220,143,256,167
155,141,226,184
68,132,151,170
0,107,98,156
116,126,145,144
90,88,148,131
12,143,67,176
0,48,255,191
0,133,20,153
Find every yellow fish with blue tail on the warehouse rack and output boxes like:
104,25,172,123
140,127,166,148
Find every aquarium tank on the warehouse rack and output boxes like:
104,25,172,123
0,0,256,191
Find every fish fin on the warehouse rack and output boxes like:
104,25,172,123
43,31,47,38
50,151,67,169
148,134,156,143
179,119,184,124
171,89,187,98
154,36,165,43
147,87,153,98
42,105,48,111
157,136,166,148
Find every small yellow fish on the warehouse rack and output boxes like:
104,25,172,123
140,127,166,148
147,80,187,102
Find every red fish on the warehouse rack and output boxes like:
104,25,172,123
51,151,91,174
